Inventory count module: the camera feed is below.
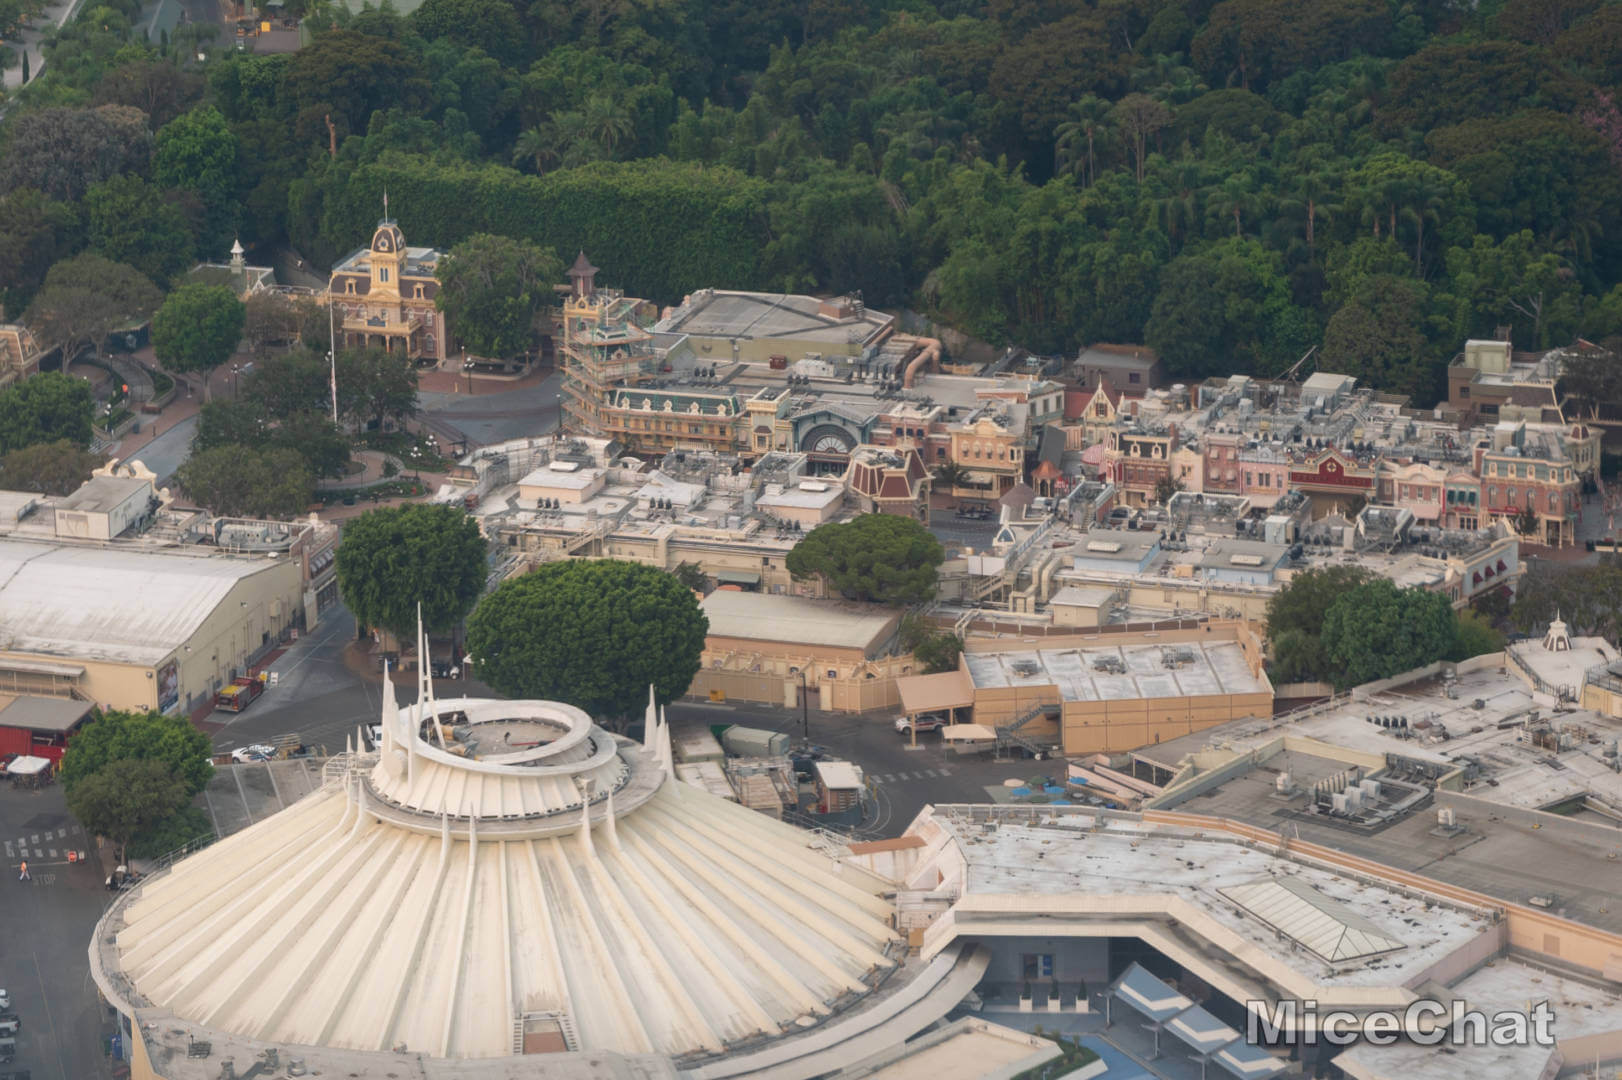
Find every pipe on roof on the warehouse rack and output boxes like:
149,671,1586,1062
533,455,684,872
902,337,943,388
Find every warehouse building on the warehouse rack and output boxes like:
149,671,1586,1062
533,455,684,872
960,621,1274,755
0,537,303,714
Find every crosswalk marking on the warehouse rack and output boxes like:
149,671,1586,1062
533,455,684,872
47,848,56,858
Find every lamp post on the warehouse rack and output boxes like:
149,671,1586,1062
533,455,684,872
463,359,473,396
230,362,240,397
793,668,808,740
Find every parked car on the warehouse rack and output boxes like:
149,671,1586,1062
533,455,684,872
894,713,948,736
0,989,9,1010
229,743,276,763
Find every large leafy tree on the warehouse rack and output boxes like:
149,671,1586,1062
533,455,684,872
0,372,95,454
152,284,247,394
175,444,314,517
0,104,152,202
0,440,104,494
154,105,241,258
24,255,162,365
786,514,944,605
83,175,198,287
1321,579,1459,690
280,31,431,143
65,758,191,863
1264,564,1376,684
335,503,488,641
434,233,563,358
466,559,708,718
335,348,419,429
0,189,78,316
58,708,215,798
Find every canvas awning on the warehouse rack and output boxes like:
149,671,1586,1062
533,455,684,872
896,669,975,715
942,723,996,741
5,755,52,777
715,569,762,587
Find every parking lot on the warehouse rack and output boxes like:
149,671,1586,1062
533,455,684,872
0,781,118,1080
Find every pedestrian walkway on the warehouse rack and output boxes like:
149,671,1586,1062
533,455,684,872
871,769,955,783
1,0,87,93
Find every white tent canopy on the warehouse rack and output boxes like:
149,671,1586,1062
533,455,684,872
5,755,52,776
942,723,996,741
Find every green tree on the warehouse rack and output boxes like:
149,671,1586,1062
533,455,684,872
153,105,241,258
58,708,215,798
0,439,104,494
335,348,419,429
152,284,246,397
409,0,522,63
24,255,163,366
1265,564,1376,684
0,372,95,453
787,514,944,605
0,104,152,202
1321,579,1458,689
672,562,709,592
175,444,313,517
279,30,430,142
83,175,197,287
1321,275,1443,402
1450,609,1506,661
434,234,563,359
335,503,487,641
65,758,191,863
0,188,78,316
466,559,709,719
245,348,331,418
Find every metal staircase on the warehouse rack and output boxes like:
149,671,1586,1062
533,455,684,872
996,703,1058,758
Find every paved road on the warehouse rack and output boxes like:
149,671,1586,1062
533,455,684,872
121,413,196,484
420,371,563,448
204,603,1036,836
0,784,117,1080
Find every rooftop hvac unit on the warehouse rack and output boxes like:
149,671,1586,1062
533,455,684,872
1437,807,1457,827
1344,787,1363,812
1359,779,1380,799
1274,772,1293,793
1331,792,1349,814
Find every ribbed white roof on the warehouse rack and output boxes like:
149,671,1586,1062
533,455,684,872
0,538,280,666
1220,876,1407,964
107,688,901,1061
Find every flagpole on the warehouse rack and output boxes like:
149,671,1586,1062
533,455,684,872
328,277,338,424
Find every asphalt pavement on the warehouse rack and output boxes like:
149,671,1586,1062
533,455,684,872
0,783,118,1080
120,413,197,484
205,602,1036,837
419,371,564,448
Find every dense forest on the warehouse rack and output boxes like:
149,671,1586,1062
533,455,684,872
4,0,1622,403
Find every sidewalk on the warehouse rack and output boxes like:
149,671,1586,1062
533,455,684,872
418,359,553,395
1,0,86,93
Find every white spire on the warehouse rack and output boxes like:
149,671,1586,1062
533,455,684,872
657,705,675,781
577,780,595,858
380,659,398,757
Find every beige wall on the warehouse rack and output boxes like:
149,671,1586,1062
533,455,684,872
0,559,303,715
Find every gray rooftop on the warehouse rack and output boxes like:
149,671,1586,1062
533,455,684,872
55,474,149,514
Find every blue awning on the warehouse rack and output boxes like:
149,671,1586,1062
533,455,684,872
1214,1039,1289,1079
1111,963,1192,1023
1167,1004,1240,1054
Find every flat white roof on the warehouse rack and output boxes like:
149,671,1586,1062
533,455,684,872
516,466,601,490
1049,586,1114,608
0,538,280,667
816,760,864,789
950,815,1491,989
964,641,1266,701
757,485,843,510
701,591,897,651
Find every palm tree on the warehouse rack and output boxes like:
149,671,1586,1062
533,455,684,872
512,127,551,173
1053,96,1111,186
1285,166,1338,259
1208,173,1257,239
582,92,633,156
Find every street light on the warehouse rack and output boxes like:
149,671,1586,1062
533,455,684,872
463,359,473,396
230,362,240,397
790,668,808,739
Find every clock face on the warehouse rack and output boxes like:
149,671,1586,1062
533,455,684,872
377,238,391,252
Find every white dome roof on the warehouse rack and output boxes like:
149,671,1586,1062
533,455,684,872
104,682,900,1060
